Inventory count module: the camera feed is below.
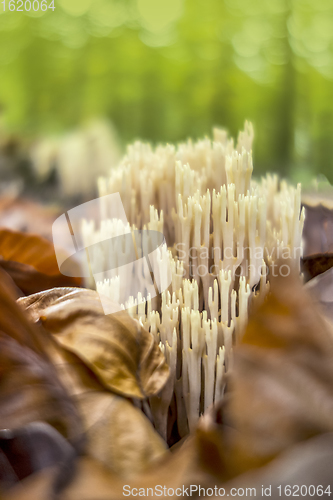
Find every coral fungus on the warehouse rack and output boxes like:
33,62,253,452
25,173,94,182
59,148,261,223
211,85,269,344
82,122,305,438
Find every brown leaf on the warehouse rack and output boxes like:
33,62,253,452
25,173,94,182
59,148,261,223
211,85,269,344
2,457,124,500
222,432,333,499
0,268,84,451
0,228,82,294
195,267,333,482
19,288,170,400
0,260,82,296
3,446,195,500
225,268,333,476
17,292,169,480
75,391,167,477
5,433,333,500
0,228,59,273
7,270,333,497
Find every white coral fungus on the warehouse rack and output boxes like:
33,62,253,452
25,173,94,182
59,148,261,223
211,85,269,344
82,122,305,438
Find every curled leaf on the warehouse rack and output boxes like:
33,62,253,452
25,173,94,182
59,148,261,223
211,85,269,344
0,228,81,294
196,267,333,482
18,293,169,480
0,268,84,452
76,391,167,477
0,228,60,273
19,288,170,399
226,268,333,475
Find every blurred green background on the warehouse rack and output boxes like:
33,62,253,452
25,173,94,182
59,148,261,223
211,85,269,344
0,0,333,183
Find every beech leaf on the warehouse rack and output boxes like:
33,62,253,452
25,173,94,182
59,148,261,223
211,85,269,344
19,288,170,399
33,317,170,478
16,297,170,480
0,228,82,294
75,391,167,477
195,267,333,482
0,268,84,458
223,268,333,475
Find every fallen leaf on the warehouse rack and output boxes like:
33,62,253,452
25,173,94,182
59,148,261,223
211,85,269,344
1,466,57,500
18,288,171,479
0,228,82,294
19,288,170,400
0,228,60,274
196,266,333,481
222,432,333,500
5,432,333,500
0,268,84,454
40,323,169,478
12,301,169,485
225,267,333,476
2,457,128,500
0,260,82,296
76,391,167,477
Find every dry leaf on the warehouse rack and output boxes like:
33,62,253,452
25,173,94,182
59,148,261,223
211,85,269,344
40,325,169,479
2,457,128,500
0,268,84,452
194,266,333,484
219,268,333,478
222,432,333,499
11,307,169,484
76,391,167,477
19,288,171,480
5,433,333,500
0,228,81,294
19,288,170,399
0,228,60,274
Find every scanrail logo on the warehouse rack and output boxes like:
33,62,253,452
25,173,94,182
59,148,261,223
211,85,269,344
52,193,171,315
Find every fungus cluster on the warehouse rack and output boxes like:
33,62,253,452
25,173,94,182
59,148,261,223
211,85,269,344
81,123,305,439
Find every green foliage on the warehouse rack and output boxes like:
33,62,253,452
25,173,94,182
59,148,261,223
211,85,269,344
0,0,332,180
